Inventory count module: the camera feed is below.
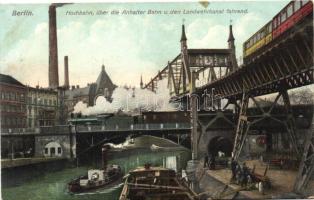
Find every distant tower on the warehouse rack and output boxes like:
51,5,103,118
228,23,238,71
48,4,59,88
180,23,187,51
228,24,235,50
64,56,69,89
180,22,190,92
140,75,143,89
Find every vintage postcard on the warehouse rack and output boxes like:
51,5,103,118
0,0,313,199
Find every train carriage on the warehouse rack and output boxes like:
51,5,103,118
243,0,313,64
273,0,312,39
243,21,272,59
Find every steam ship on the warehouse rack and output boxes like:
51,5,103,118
68,164,123,193
68,144,123,193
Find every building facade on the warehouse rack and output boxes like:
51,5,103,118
26,86,59,128
65,65,117,115
0,74,27,130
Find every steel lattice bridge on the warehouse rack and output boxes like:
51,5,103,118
143,3,313,194
144,19,313,103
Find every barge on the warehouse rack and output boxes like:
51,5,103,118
119,164,198,200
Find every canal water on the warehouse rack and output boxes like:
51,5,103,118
2,145,191,200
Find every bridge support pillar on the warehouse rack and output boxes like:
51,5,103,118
232,90,302,160
190,71,199,160
294,117,314,194
232,93,250,160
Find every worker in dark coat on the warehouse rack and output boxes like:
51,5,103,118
209,154,216,170
230,158,238,182
204,154,209,168
240,162,250,187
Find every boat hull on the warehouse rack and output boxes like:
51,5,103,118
68,166,123,193
119,166,198,200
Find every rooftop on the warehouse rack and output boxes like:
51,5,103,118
0,74,25,87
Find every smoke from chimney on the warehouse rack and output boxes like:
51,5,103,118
48,4,59,88
64,56,69,89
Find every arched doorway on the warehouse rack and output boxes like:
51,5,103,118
44,142,62,157
207,136,233,157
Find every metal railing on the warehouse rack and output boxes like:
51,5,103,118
1,125,69,135
1,123,191,135
75,123,191,132
1,128,40,135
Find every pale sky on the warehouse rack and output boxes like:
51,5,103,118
0,1,289,88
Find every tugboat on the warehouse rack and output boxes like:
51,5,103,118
68,145,123,193
68,164,123,193
119,164,199,200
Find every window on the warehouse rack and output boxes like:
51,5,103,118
44,99,47,105
281,10,287,23
49,99,52,106
50,147,55,156
5,92,9,100
295,1,301,11
45,148,48,154
28,97,32,104
302,0,309,6
268,24,272,33
58,147,62,154
277,16,281,26
10,92,14,100
287,4,293,17
104,88,109,97
20,94,25,102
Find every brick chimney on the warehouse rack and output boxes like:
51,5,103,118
64,56,69,89
48,4,59,88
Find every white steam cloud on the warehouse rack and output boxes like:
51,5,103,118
73,79,176,115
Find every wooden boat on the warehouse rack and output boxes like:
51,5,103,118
68,164,123,193
119,164,198,200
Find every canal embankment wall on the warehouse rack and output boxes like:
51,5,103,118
1,158,68,187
